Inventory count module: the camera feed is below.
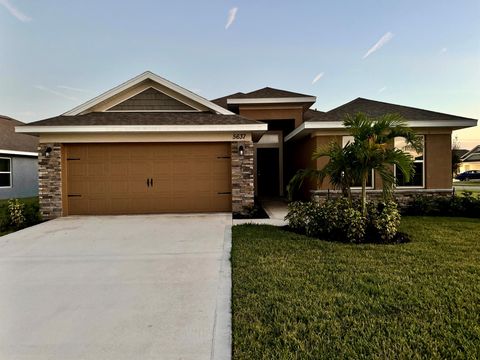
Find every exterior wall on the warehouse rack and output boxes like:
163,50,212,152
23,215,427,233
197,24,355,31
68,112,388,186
38,143,63,220
425,133,452,189
459,162,480,172
239,106,304,128
0,155,38,199
231,141,254,214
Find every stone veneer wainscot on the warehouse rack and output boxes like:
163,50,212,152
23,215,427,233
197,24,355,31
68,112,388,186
231,141,254,214
38,143,62,219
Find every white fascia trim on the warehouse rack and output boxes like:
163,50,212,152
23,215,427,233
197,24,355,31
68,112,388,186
16,124,268,133
63,71,234,116
0,149,38,157
227,97,316,105
285,119,478,142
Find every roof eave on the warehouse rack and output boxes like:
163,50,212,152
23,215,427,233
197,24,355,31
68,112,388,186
15,124,268,135
227,97,316,105
285,119,478,142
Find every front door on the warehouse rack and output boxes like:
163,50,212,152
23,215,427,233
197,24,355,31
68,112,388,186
256,148,280,197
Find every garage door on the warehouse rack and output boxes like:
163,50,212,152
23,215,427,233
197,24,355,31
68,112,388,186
65,143,232,215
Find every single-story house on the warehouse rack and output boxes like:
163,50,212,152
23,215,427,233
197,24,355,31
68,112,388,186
16,71,477,218
0,115,38,199
459,145,480,172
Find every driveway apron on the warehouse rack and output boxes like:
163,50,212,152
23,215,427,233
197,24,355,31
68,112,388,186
0,214,232,360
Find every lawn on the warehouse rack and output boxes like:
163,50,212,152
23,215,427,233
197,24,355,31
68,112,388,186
231,217,480,359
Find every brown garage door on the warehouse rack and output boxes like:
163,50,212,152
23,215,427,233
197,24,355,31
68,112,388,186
65,143,232,215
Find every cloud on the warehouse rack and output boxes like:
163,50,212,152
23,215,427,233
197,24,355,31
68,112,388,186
378,86,387,93
312,72,324,84
439,47,447,54
34,85,78,101
57,85,90,93
363,32,394,59
225,7,238,29
0,0,31,22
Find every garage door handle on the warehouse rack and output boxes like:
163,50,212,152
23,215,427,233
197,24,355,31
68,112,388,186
147,178,150,187
151,178,154,187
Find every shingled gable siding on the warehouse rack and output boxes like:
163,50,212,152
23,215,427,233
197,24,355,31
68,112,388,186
38,143,62,219
231,141,254,214
108,88,195,111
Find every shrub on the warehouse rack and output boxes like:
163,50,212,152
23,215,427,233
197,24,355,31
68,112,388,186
404,192,480,218
8,199,25,228
285,198,401,244
0,198,41,233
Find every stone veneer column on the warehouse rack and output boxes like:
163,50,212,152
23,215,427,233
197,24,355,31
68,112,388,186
231,141,254,214
38,143,63,219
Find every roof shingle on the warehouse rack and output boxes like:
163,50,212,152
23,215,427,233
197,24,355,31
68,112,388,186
21,112,263,127
311,97,477,122
0,115,38,152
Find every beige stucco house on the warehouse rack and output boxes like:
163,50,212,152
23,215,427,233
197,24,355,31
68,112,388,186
16,71,478,218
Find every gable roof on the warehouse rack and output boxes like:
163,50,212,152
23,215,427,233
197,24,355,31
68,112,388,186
461,145,480,162
312,97,477,122
211,92,245,109
0,115,38,154
63,71,234,116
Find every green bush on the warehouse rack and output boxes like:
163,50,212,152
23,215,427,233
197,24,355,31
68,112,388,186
0,197,41,234
286,198,402,243
404,192,480,217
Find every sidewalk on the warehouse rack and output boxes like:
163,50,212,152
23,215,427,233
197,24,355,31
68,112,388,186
232,199,288,226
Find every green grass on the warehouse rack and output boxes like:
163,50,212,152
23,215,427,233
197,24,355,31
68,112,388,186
454,181,480,187
232,217,480,359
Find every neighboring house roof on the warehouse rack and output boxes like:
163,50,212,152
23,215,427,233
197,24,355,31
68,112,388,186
22,112,262,126
453,149,469,158
63,71,234,116
312,97,477,122
461,145,480,162
0,115,38,155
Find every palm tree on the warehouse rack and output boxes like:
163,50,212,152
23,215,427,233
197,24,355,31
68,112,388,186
287,141,356,200
288,112,422,215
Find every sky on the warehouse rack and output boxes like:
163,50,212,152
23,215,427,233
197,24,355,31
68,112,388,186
1,0,479,149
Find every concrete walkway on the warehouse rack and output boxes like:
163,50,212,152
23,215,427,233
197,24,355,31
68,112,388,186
0,214,232,360
233,198,289,226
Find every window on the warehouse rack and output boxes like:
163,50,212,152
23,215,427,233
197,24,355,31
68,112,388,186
0,157,12,188
342,136,374,188
394,136,424,187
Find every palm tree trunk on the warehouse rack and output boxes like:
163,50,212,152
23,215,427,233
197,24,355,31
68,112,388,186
361,174,367,216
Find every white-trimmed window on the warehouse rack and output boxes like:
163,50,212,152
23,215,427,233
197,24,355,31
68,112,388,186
0,157,12,188
342,136,374,189
394,136,424,188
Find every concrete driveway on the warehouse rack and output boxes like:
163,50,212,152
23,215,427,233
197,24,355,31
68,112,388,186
0,214,232,360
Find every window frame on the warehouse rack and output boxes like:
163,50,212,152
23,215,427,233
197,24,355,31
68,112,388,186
394,135,425,189
0,157,12,189
341,136,375,190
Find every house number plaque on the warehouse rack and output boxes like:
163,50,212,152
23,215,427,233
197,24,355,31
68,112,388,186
232,133,247,140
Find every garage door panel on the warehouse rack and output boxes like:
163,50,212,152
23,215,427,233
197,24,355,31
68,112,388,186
66,143,231,215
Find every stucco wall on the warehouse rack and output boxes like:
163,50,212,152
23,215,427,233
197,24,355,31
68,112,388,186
239,106,304,128
425,133,452,189
0,155,38,199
